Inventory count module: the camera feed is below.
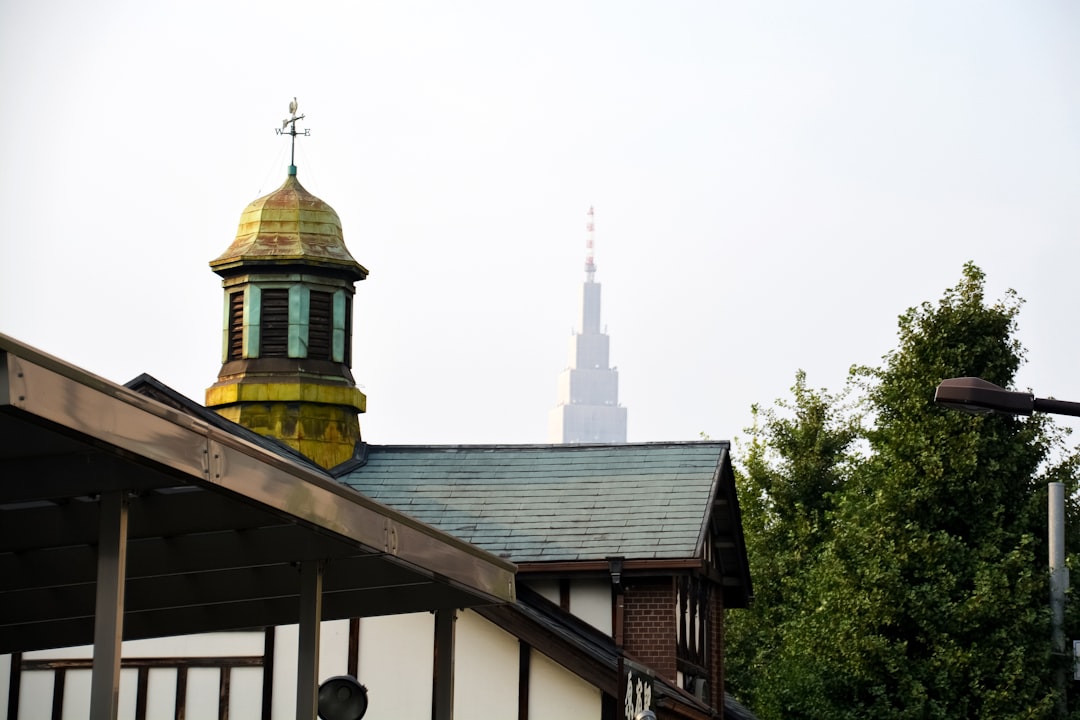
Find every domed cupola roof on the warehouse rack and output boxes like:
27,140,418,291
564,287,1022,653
210,172,368,281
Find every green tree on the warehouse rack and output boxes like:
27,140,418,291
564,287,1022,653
725,371,860,717
819,263,1059,718
728,263,1078,719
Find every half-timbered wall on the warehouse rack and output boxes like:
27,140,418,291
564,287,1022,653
520,578,613,635
2,611,610,720
676,575,712,702
4,631,274,720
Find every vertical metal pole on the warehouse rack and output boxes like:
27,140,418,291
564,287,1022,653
90,491,129,720
296,560,324,720
432,609,456,720
262,627,276,720
1050,482,1067,717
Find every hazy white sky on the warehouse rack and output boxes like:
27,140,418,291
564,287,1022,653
2,1,1078,448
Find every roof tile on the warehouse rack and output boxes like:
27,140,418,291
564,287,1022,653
337,442,728,563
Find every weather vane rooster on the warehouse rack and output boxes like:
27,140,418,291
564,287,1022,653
276,97,310,172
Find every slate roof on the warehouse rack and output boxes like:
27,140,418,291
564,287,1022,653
124,373,324,472
336,442,731,563
119,375,754,703
118,384,752,605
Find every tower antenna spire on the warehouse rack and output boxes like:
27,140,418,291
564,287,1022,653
276,97,310,176
585,206,596,281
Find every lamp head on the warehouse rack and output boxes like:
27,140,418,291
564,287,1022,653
934,377,1034,416
318,676,368,720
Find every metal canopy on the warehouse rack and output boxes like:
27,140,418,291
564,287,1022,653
0,334,516,654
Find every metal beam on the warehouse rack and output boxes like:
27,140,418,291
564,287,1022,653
432,609,456,720
0,453,176,504
0,489,275,553
0,578,484,655
296,560,324,720
0,540,396,600
89,491,128,720
0,336,517,660
0,526,365,592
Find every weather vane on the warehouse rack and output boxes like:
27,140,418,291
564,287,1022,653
276,97,310,174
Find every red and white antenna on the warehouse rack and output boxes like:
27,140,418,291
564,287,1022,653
585,206,596,281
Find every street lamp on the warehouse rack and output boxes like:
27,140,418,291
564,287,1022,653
935,376,1080,418
934,376,1071,716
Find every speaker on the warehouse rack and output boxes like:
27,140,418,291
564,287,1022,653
318,675,368,720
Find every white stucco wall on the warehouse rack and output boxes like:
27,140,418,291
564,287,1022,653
520,578,613,636
8,632,270,720
144,668,176,720
0,654,9,715
271,619,351,720
15,668,56,720
355,612,434,720
570,579,613,635
526,578,560,606
20,631,267,659
454,610,519,718
4,611,611,720
529,649,603,719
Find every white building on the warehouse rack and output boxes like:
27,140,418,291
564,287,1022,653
549,207,628,444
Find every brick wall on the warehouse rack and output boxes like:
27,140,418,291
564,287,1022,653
622,578,677,682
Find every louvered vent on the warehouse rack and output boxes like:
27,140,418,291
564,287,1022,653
260,289,289,358
227,292,244,361
308,291,333,360
344,296,352,366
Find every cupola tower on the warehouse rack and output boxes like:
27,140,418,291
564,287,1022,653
206,101,367,468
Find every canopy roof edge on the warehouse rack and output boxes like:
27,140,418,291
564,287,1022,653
0,333,515,653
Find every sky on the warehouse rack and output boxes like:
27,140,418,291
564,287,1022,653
1,1,1079,451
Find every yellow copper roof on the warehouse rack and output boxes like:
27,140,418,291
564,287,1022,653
211,174,368,280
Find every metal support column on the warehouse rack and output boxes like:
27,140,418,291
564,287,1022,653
297,560,324,720
90,491,129,720
432,609,456,720
1050,482,1067,717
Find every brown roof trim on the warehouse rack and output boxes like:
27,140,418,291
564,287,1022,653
516,558,704,575
0,334,517,653
657,696,718,720
476,603,616,693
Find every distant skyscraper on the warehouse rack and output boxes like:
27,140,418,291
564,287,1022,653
548,207,627,443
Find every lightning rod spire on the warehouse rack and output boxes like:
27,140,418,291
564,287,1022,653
585,206,596,282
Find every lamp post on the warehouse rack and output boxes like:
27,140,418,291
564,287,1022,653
934,376,1080,418
934,376,1074,716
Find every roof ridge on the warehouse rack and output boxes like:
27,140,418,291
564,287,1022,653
361,440,731,452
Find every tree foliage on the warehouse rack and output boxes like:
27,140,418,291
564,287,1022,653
724,372,859,715
727,263,1080,719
